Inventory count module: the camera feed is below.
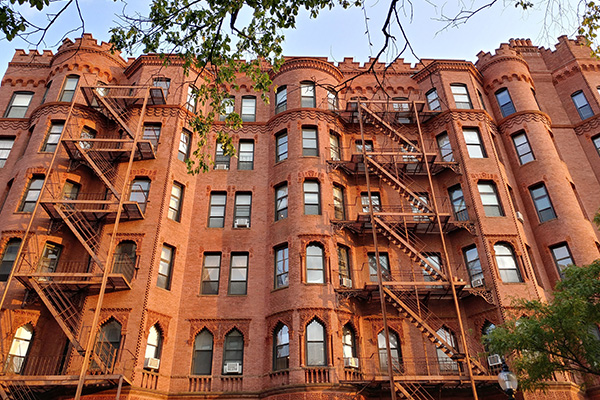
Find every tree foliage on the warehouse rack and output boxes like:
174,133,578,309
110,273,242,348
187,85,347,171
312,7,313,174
109,0,361,173
485,260,600,391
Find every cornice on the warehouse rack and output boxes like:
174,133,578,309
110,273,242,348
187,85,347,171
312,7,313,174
476,54,529,75
7,62,51,70
53,45,127,68
574,114,600,136
413,60,482,83
265,108,343,131
29,102,109,128
497,110,552,134
422,109,497,134
124,54,210,78
270,58,344,82
0,118,30,131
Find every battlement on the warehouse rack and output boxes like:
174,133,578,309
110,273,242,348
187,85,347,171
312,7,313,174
10,49,53,66
55,33,127,65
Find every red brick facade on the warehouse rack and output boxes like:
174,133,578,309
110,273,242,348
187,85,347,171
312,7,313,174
0,34,598,399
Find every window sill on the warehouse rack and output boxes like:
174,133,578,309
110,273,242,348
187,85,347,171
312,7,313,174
271,286,289,293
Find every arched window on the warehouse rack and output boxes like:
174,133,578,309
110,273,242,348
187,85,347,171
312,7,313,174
192,329,213,375
378,330,402,372
95,320,121,370
482,321,496,353
113,240,136,281
306,320,326,366
436,326,458,372
494,243,523,283
342,324,358,368
273,324,289,370
144,325,162,370
223,329,244,374
306,244,325,284
5,324,33,374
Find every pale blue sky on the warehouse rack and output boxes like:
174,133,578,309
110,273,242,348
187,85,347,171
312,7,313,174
0,0,583,76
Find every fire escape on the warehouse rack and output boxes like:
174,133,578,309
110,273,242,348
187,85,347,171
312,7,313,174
0,85,165,400
334,100,496,400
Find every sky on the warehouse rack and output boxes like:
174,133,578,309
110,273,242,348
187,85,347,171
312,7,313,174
0,0,584,76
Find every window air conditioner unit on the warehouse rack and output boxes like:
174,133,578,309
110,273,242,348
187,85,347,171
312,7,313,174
144,357,160,371
223,361,242,374
234,218,250,228
516,211,524,223
341,278,353,288
471,278,484,288
215,164,229,170
344,357,359,368
487,354,503,367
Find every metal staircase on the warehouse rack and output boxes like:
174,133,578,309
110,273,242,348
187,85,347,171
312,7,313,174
395,382,435,400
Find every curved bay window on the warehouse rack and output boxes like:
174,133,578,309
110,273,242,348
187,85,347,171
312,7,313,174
5,324,33,374
494,243,523,283
144,325,162,370
306,244,325,284
342,324,358,368
192,329,213,375
378,330,402,372
305,320,326,366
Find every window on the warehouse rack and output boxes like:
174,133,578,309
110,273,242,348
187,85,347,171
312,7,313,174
168,182,183,222
572,90,594,120
436,327,458,371
5,324,33,374
426,88,441,111
192,330,213,375
477,89,487,111
392,97,411,123
178,130,191,162
593,134,600,156
437,132,454,162
369,252,390,281
157,245,174,290
378,330,402,372
494,243,522,283
275,86,287,114
448,185,468,221
208,192,227,227
19,176,44,212
327,90,338,111
42,122,64,153
143,124,161,148
302,127,318,156
478,181,503,217
0,137,15,167
220,96,234,121
275,131,288,162
153,77,170,98
342,325,357,364
306,244,325,284
451,84,472,109
41,81,51,104
229,253,248,295
338,245,351,286
411,193,429,222
361,192,381,212
233,193,252,228
495,88,516,117
186,85,197,112
59,75,79,102
5,92,33,118
113,241,136,281
531,88,541,110
333,185,346,220
129,178,151,213
306,320,326,366
214,143,230,169
422,253,441,285
274,245,289,289
512,131,535,164
355,140,373,153
529,183,556,222
38,242,62,274
463,245,483,285
273,324,289,370
463,128,486,158
241,96,256,122
301,81,316,108
223,330,244,374
303,180,320,215
329,132,341,160
0,238,21,281
79,126,96,150
144,326,162,369
94,320,121,370
201,253,221,295
550,243,574,277
275,184,288,221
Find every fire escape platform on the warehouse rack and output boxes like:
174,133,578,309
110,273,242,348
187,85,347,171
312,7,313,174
340,374,498,385
12,273,133,292
81,86,165,108
337,100,441,125
328,153,457,176
62,139,156,163
0,374,131,393
40,200,144,222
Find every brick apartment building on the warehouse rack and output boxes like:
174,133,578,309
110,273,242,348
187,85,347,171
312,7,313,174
0,33,599,400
